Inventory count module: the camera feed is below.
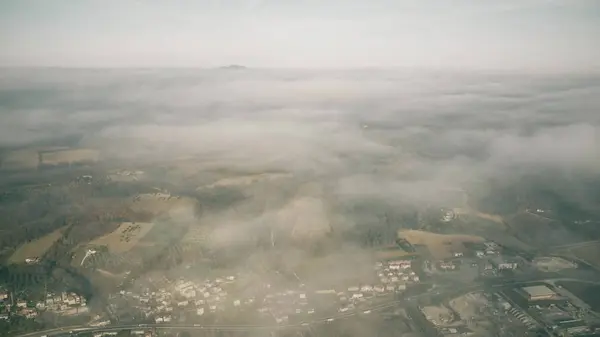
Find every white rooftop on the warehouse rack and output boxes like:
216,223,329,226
521,285,556,298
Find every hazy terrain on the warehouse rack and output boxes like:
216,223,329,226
1,68,600,336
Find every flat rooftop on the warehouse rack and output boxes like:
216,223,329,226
521,285,557,298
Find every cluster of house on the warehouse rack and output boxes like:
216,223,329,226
132,192,178,202
0,299,38,320
112,170,144,177
40,292,89,316
254,263,415,325
0,291,88,321
109,275,239,323
475,242,521,274
433,241,521,274
107,258,420,325
259,289,313,324
476,242,502,257
0,291,35,321
72,175,93,185
376,259,420,286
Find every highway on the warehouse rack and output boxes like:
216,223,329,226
15,303,404,337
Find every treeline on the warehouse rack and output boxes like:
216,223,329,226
0,185,77,261
0,315,45,337
0,262,92,299
0,264,49,293
87,181,157,199
42,220,121,266
0,176,162,261
182,186,248,217
473,171,600,219
336,200,419,248
0,217,69,262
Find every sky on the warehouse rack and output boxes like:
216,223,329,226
1,0,599,71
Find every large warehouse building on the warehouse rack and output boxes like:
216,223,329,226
517,285,559,301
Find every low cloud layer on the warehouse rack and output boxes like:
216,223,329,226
2,69,599,197
1,68,599,251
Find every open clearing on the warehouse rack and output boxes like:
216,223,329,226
556,281,600,312
96,268,128,279
567,243,600,269
375,248,418,261
506,212,570,247
198,173,293,189
453,207,504,224
277,197,332,240
40,148,99,166
1,149,39,170
182,225,212,244
130,193,197,216
88,222,154,253
398,230,484,260
9,227,66,263
108,170,145,182
533,256,578,272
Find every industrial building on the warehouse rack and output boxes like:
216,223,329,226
517,285,559,301
555,319,590,336
490,256,518,270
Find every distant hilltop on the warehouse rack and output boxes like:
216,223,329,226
219,64,247,70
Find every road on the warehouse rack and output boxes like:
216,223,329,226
550,239,600,250
17,297,413,337
19,267,600,337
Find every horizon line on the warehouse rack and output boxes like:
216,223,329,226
1,65,599,76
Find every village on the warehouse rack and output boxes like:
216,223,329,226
0,290,88,321
103,258,422,326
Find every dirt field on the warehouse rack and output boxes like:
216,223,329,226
398,230,484,260
567,243,600,269
421,305,456,327
506,212,570,247
453,207,504,224
1,149,39,170
182,225,212,244
88,222,154,253
40,148,99,165
532,256,578,272
130,193,197,216
375,248,418,261
557,281,600,312
96,268,128,279
276,197,332,240
200,173,293,189
449,292,487,319
9,227,66,263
